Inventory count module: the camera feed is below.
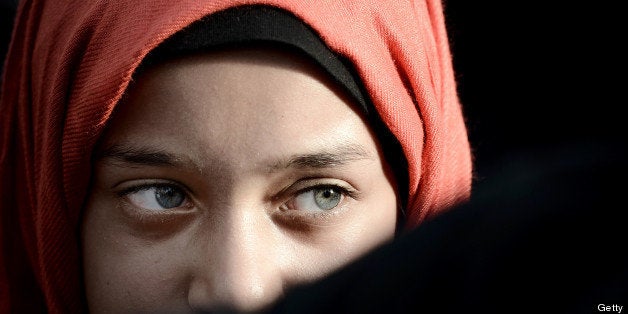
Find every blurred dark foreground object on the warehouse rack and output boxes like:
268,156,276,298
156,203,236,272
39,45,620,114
204,138,628,314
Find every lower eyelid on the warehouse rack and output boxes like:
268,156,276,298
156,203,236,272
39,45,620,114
116,197,197,230
279,192,351,218
273,203,349,229
114,201,198,239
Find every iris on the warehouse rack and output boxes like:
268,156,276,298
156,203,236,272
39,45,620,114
312,187,342,210
154,186,185,208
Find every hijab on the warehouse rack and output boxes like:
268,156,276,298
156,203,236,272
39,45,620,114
0,0,472,312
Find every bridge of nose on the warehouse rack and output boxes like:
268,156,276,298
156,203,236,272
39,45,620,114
187,201,287,312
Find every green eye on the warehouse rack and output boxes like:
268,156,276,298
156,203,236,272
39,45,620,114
293,186,343,211
313,188,342,210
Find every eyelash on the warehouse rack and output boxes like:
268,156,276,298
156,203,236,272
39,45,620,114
116,180,358,218
118,181,192,207
118,182,188,198
280,184,355,206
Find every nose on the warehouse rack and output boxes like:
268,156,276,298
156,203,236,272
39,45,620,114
187,205,285,312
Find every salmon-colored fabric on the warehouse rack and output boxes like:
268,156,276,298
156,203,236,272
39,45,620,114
0,0,472,312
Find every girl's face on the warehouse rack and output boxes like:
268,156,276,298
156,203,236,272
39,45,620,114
82,48,398,313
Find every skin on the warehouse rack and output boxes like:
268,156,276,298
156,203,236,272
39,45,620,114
81,47,398,313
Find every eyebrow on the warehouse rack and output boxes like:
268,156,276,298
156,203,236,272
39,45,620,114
96,144,191,168
268,144,373,171
96,143,373,171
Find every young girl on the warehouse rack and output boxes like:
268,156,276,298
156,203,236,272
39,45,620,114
0,0,472,312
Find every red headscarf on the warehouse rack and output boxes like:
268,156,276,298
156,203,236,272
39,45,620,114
0,0,472,312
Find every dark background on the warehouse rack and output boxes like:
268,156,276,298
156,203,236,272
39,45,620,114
0,0,17,78
441,1,624,181
1,0,624,190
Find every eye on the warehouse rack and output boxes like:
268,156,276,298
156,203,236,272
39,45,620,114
290,186,345,211
124,184,189,211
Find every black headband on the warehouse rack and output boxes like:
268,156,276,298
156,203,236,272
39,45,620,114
138,5,369,115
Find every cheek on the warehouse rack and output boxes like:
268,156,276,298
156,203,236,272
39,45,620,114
81,195,192,311
330,169,397,261
288,179,397,278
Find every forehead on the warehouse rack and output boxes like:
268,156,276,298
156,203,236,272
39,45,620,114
101,47,379,170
